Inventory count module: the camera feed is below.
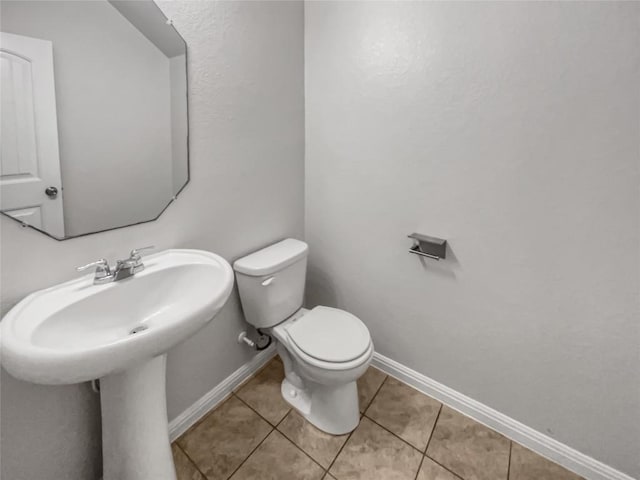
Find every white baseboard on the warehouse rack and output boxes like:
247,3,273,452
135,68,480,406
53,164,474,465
169,344,276,441
371,353,635,480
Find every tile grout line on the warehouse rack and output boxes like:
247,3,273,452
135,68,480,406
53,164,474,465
361,371,422,455
177,359,327,479
220,392,281,479
361,415,459,480
422,403,466,479
177,392,277,480
173,442,209,480
188,366,461,480
423,443,467,479
412,404,443,480
363,414,423,455
180,367,483,480
361,373,389,415
413,453,426,480
321,371,390,480
174,392,235,444
233,357,293,428
322,374,388,477
303,372,390,478
233,394,328,476
274,406,291,429
233,360,363,477
276,424,330,475
375,355,592,480
232,356,281,395
507,441,513,480
233,391,291,429
423,403,443,453
178,359,275,443
177,364,539,480
172,392,260,480
175,362,272,478
421,404,510,480
363,372,432,479
275,411,335,473
324,429,354,477
224,425,276,480
363,404,466,480
424,456,465,480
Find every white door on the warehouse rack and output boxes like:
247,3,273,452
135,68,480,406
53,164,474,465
0,32,65,237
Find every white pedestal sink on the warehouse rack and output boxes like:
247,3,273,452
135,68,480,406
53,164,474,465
1,249,234,480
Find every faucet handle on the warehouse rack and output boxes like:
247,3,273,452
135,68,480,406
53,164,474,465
76,258,109,271
76,259,112,275
129,245,155,259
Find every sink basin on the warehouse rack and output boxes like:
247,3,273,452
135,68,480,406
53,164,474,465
1,249,234,480
1,249,233,384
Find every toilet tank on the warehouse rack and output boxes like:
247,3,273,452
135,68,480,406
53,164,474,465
233,238,308,329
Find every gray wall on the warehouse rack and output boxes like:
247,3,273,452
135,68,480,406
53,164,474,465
305,2,639,478
1,0,174,237
0,1,304,479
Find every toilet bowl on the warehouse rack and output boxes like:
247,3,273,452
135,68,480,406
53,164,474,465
233,239,373,435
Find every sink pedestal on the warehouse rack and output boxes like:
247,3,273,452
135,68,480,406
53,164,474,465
101,355,177,480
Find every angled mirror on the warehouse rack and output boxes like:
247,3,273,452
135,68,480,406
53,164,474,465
0,0,188,239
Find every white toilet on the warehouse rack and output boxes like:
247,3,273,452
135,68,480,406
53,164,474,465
234,238,373,435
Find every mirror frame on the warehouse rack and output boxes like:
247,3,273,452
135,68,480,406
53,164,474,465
1,0,190,241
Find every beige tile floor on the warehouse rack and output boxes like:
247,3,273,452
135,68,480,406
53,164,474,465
172,358,585,480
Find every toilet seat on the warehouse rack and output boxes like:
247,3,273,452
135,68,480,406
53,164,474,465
284,306,372,370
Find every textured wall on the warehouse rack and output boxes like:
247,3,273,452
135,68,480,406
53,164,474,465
0,2,304,479
305,2,639,477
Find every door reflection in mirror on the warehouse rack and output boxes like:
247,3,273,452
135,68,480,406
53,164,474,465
0,0,189,239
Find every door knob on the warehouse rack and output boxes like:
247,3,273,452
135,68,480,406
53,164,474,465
45,186,58,198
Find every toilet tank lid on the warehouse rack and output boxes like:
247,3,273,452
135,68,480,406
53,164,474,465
233,238,309,276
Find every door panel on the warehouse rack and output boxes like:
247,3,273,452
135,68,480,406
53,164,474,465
3,206,42,229
0,32,64,237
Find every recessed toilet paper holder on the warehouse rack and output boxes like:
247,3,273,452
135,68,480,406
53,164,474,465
408,233,447,260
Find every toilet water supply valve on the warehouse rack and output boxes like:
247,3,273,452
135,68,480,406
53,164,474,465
237,329,272,351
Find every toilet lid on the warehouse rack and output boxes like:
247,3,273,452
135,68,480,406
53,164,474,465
285,306,371,363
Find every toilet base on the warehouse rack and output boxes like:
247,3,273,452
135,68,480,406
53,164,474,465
281,378,360,435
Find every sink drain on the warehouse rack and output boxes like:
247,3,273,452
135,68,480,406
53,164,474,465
129,325,148,335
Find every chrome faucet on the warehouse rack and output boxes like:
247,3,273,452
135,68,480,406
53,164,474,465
76,246,154,284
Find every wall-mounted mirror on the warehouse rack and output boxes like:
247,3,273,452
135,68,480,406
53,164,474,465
0,0,188,240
